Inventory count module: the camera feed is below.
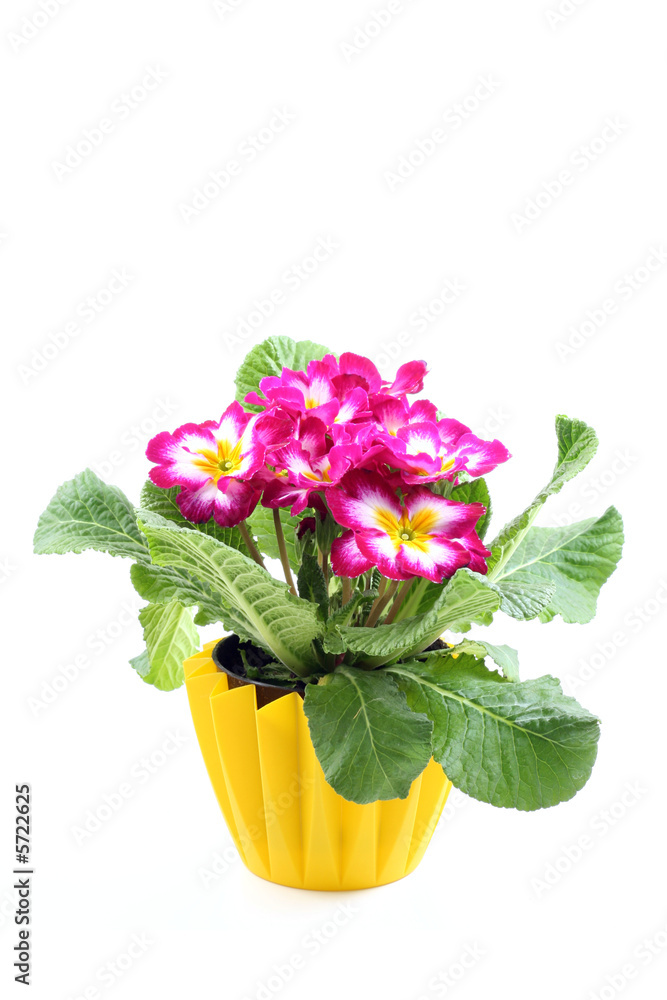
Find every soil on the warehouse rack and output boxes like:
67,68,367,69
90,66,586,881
212,635,305,707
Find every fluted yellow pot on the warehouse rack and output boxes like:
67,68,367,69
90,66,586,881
184,641,452,891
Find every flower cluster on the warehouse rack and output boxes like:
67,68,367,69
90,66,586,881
147,353,510,583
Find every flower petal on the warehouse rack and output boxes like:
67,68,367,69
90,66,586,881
339,352,383,394
403,487,485,539
330,530,374,578
326,471,403,533
396,536,470,582
385,360,428,396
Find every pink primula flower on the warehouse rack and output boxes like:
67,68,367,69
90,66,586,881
381,418,511,485
328,470,489,583
146,401,264,527
262,417,362,515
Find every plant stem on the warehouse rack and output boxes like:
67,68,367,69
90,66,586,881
341,577,352,605
365,579,399,627
273,509,296,594
321,550,330,589
238,521,265,567
383,580,413,625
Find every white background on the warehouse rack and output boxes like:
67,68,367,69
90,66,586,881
2,1,666,998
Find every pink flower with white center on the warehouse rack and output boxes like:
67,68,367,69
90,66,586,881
335,353,428,399
381,419,511,485
245,356,343,425
328,471,487,582
371,396,438,436
146,401,264,527
263,429,362,515
244,353,428,439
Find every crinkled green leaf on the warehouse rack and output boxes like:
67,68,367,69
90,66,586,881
235,335,332,413
449,478,492,540
34,469,149,563
139,481,249,552
135,600,199,691
137,512,322,675
130,561,223,626
297,553,329,620
248,504,302,570
336,570,500,667
388,655,600,810
487,416,598,581
304,666,433,803
489,578,556,621
493,506,624,624
429,639,520,681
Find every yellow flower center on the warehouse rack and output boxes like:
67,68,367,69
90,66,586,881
373,506,438,554
192,440,243,482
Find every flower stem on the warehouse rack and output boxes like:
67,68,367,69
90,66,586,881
383,580,413,626
365,579,399,627
342,577,352,605
238,521,265,568
273,509,297,595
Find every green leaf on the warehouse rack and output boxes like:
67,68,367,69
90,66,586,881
34,469,150,563
137,513,323,675
441,640,521,681
449,478,492,541
247,505,301,570
489,579,556,621
129,650,151,677
493,506,624,624
336,570,500,667
487,416,598,581
328,587,378,628
304,666,433,803
235,335,333,413
135,600,199,691
297,553,329,620
388,655,600,810
130,562,223,626
139,481,249,552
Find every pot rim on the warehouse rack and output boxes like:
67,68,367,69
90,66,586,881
212,636,305,696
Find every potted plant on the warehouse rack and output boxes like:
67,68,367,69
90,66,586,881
34,335,624,891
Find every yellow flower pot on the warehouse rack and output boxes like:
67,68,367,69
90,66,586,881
184,640,452,891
